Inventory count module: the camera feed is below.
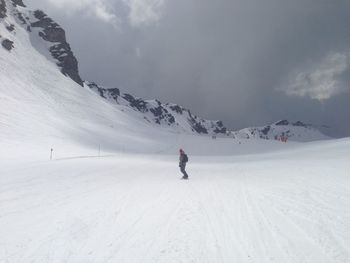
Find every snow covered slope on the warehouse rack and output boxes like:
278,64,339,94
1,137,349,263
232,120,330,142
87,82,226,135
0,0,168,158
0,0,228,162
0,0,227,137
0,0,330,148
0,0,271,161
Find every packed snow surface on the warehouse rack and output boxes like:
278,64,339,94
1,138,350,263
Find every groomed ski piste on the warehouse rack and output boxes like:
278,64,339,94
1,1,350,262
2,134,350,263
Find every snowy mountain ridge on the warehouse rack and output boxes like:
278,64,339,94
0,0,227,135
0,0,329,142
232,120,330,142
87,82,227,135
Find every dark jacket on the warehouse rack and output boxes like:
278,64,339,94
179,153,187,167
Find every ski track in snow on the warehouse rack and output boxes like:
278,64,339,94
1,143,350,263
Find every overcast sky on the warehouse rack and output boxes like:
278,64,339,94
27,0,350,137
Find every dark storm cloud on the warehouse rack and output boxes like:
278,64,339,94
28,0,350,137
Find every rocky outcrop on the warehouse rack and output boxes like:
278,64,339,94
87,82,120,101
121,95,176,125
11,0,25,7
1,5,82,85
232,120,328,142
2,38,14,51
1,2,227,135
213,121,226,134
30,10,83,86
6,23,14,31
274,120,310,127
87,82,227,135
0,0,7,19
164,103,226,134
15,11,27,24
147,100,175,125
122,93,148,112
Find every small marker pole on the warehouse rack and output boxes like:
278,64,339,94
98,144,101,157
50,148,53,160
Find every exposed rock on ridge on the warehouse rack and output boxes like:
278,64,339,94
0,0,7,19
231,120,329,142
11,0,25,7
30,10,83,86
2,38,14,50
87,82,227,135
3,0,228,135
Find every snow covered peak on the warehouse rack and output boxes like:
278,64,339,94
0,1,330,143
232,120,329,142
11,0,25,7
0,1,228,135
87,82,227,135
0,1,83,86
274,120,309,127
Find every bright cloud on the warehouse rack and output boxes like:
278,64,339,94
43,0,166,28
94,2,120,27
284,52,349,101
123,0,166,27
47,0,120,28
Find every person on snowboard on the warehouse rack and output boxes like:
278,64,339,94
179,149,189,180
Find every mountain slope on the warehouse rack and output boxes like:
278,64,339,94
1,0,228,136
0,0,329,161
232,120,330,142
87,82,226,135
0,0,178,159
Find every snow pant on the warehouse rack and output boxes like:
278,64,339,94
180,163,188,179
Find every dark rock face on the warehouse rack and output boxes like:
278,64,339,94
169,105,183,114
11,0,25,7
121,95,175,125
275,120,309,127
123,93,148,112
2,38,14,51
293,121,307,127
6,24,15,32
148,100,175,125
16,12,26,24
87,82,120,100
213,121,227,134
186,111,208,134
190,120,208,134
31,10,83,86
87,82,227,135
261,125,271,135
31,10,63,41
49,42,83,86
275,120,289,126
0,0,7,19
